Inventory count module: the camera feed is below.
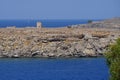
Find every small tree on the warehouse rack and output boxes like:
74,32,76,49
104,38,120,80
88,20,93,23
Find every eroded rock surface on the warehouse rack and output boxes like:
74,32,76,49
0,18,120,58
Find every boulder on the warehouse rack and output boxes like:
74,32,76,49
11,54,19,58
31,51,40,57
84,34,92,40
83,49,95,56
86,43,93,49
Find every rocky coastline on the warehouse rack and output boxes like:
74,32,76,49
0,18,120,58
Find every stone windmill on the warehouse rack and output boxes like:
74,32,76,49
37,22,42,28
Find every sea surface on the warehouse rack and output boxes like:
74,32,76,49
0,20,108,80
0,19,100,28
0,58,109,80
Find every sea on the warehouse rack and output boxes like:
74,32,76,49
0,20,109,80
0,19,100,28
0,58,109,80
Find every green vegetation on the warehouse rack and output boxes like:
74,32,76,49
104,38,120,80
88,20,93,23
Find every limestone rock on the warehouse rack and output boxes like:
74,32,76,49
83,49,95,56
0,19,119,58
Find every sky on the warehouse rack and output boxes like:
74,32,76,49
0,0,120,19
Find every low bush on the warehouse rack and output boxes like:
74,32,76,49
104,38,120,80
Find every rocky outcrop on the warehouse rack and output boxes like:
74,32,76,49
0,18,120,58
0,28,119,58
69,17,120,29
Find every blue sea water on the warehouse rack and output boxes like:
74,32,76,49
0,19,98,28
0,20,108,80
0,58,109,80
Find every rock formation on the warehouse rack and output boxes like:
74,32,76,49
69,17,120,29
0,18,120,58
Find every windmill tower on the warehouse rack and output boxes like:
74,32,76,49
37,22,42,28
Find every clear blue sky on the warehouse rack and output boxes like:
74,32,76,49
0,0,120,19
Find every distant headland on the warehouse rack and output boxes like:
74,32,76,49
0,18,120,58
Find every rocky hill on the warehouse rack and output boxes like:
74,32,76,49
0,18,120,58
70,17,120,29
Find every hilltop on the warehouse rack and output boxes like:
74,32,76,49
0,18,120,58
70,17,120,29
